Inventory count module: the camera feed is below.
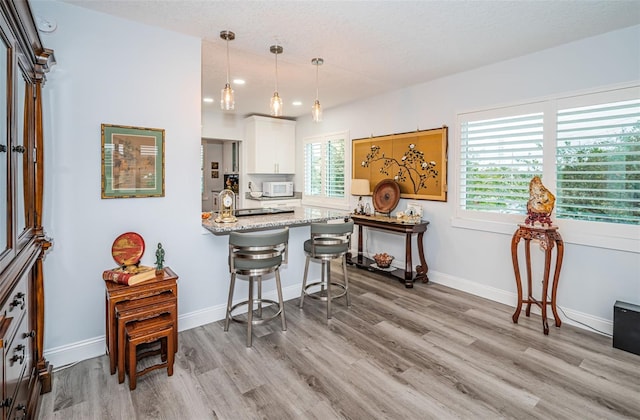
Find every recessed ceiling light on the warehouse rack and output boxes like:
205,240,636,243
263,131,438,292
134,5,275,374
292,101,302,106
203,97,214,103
233,79,245,85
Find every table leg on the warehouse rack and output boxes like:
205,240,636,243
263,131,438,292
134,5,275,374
551,237,564,328
415,231,429,283
541,237,553,335
357,225,364,265
108,299,116,374
525,238,533,317
511,231,523,324
404,233,414,288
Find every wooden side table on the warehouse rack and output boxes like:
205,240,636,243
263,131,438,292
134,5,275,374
346,214,429,288
104,267,178,375
511,225,564,335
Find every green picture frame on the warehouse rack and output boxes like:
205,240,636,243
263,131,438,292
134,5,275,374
101,124,165,198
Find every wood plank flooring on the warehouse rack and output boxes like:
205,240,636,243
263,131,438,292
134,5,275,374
38,264,640,419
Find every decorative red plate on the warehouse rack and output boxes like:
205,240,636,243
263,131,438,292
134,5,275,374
111,232,145,266
373,179,401,214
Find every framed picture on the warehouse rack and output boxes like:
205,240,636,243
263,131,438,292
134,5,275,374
101,124,165,198
353,126,448,201
405,201,423,218
211,161,219,170
211,170,219,178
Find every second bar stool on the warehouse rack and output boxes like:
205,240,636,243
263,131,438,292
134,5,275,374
224,228,289,347
300,221,354,319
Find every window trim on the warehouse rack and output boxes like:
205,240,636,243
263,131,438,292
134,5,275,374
452,83,640,253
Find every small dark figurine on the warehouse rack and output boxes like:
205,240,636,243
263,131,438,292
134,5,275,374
525,176,555,226
155,242,165,273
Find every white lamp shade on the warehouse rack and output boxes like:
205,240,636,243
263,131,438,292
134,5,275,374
351,179,370,196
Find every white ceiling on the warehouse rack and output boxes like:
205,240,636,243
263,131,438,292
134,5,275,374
57,0,640,119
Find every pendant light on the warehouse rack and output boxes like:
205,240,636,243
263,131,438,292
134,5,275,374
311,57,323,122
220,30,235,111
270,44,283,116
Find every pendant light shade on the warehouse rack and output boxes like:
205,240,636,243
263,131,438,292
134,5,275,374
220,30,235,111
311,58,323,122
270,44,283,116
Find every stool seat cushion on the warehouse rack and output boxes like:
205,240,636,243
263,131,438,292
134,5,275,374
304,239,349,256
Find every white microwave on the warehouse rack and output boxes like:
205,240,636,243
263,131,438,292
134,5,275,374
263,181,294,197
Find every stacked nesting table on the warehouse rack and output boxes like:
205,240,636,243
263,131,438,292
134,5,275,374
104,267,178,388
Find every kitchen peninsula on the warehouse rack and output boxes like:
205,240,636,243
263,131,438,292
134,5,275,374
202,206,348,235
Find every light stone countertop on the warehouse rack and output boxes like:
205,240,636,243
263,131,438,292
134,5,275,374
202,206,350,235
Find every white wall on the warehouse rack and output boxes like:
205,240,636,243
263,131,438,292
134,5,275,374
296,25,640,333
32,0,639,367
31,1,232,367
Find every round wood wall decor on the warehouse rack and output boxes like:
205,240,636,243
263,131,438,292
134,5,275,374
372,179,401,214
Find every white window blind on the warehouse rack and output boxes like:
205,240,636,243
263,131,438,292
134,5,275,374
556,99,640,225
460,112,544,214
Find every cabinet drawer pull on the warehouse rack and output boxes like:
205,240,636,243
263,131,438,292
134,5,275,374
12,145,25,153
0,144,6,153
1,397,11,408
10,292,25,311
11,344,25,365
23,330,36,338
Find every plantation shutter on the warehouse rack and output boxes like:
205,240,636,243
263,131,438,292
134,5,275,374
556,99,640,224
325,138,345,198
459,112,544,214
304,141,323,196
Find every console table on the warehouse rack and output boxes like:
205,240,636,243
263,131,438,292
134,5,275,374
511,224,564,335
346,215,429,288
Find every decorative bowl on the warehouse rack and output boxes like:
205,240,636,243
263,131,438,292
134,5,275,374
373,253,394,268
250,191,263,198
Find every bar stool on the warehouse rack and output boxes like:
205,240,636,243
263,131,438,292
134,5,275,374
116,292,177,384
224,228,289,347
125,313,175,390
299,221,354,319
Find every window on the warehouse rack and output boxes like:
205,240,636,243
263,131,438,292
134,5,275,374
303,131,349,209
455,85,639,251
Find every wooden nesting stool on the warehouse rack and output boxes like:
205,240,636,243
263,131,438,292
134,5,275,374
115,292,177,384
125,313,175,390
104,267,178,375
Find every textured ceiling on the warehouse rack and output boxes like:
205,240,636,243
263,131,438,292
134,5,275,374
57,0,640,119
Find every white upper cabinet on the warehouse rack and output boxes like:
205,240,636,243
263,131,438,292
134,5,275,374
244,116,295,174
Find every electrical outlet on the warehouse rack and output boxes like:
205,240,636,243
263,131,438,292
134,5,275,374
248,182,252,189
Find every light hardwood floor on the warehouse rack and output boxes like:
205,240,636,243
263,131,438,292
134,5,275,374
38,264,640,419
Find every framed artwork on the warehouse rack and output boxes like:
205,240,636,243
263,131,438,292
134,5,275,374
352,126,448,201
211,161,219,170
211,170,219,178
101,124,165,198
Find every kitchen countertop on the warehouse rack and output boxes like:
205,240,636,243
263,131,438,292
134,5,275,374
202,206,349,235
244,192,302,201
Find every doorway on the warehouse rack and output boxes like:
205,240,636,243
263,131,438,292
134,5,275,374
202,138,239,212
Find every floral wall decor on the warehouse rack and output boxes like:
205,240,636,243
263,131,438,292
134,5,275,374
352,126,448,201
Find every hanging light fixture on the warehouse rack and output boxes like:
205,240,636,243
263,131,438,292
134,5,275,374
220,30,235,111
269,44,283,116
311,57,324,122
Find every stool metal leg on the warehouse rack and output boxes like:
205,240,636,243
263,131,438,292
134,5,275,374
257,275,263,318
224,273,236,332
247,276,254,347
275,269,287,331
300,256,310,308
343,256,351,307
325,260,332,319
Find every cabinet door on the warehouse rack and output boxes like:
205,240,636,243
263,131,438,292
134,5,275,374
0,18,12,271
14,71,32,247
245,117,295,174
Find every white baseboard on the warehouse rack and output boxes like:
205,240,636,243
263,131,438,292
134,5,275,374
45,272,613,369
428,270,613,336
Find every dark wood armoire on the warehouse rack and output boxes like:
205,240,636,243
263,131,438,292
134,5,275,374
0,1,55,418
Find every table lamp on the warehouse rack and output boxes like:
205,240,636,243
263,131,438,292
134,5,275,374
351,179,370,215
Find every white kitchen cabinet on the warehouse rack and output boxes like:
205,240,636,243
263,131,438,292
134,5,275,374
260,199,301,208
244,116,296,174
